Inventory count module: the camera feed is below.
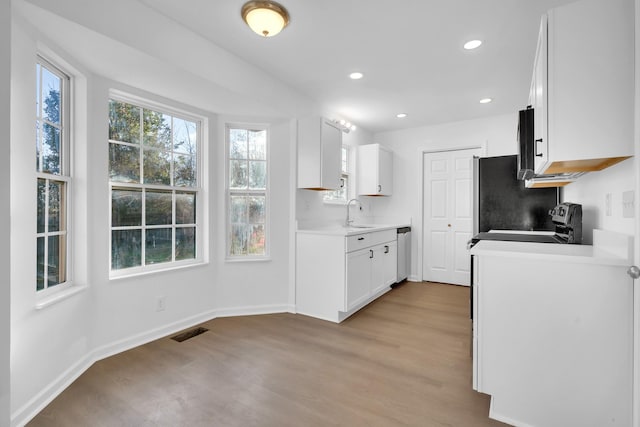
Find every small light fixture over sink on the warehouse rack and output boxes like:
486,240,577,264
241,1,290,37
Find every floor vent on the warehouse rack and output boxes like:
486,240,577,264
171,327,209,342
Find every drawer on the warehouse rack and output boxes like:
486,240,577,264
346,229,396,253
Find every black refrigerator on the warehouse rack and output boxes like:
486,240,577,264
472,155,558,235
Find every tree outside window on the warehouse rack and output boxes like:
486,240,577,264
36,58,69,291
108,98,200,274
227,126,268,257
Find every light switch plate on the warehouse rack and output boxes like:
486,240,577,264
622,190,634,218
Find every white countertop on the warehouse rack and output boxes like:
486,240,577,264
469,239,630,266
296,223,411,236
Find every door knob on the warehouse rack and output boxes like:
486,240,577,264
627,265,640,279
448,224,451,227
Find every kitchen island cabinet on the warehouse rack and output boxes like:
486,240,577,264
296,227,398,322
470,231,633,426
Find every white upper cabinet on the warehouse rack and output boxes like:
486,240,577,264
357,144,393,196
297,117,342,190
528,0,633,182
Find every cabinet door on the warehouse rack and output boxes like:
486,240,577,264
382,241,398,287
346,249,372,311
532,16,548,174
320,120,342,190
370,244,387,294
378,148,393,196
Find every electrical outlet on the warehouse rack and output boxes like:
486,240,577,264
622,190,635,218
156,296,166,312
605,193,612,216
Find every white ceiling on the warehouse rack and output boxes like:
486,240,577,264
138,0,577,133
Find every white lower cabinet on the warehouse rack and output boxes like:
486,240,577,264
471,239,633,427
297,229,397,322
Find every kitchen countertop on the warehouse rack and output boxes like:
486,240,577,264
296,223,411,236
469,237,631,267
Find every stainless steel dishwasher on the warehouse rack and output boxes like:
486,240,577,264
396,227,411,283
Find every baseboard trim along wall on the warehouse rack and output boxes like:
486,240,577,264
11,303,291,427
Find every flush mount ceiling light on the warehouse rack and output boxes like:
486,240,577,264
479,98,493,104
241,1,290,37
464,39,482,50
349,72,364,80
396,113,408,118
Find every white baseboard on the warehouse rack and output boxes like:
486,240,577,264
11,353,94,427
11,304,290,427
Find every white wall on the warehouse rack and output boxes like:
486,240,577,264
1,1,11,425
371,113,518,280
562,159,635,244
9,2,314,425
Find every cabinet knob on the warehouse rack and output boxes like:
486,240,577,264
448,224,451,227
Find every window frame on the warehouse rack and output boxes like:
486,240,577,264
323,144,352,204
225,123,270,261
108,92,205,278
36,55,72,295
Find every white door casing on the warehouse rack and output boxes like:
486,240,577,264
423,148,482,286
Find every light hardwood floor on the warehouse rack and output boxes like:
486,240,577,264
29,282,508,427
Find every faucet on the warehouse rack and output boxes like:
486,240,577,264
345,198,360,227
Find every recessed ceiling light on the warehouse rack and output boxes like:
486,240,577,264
349,72,364,80
463,40,482,50
396,113,407,118
479,98,493,104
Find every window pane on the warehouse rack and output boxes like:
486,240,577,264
112,188,142,227
175,227,195,261
249,161,266,189
173,118,197,155
112,229,142,270
109,143,140,183
42,122,61,174
248,130,266,160
230,224,247,256
143,149,171,185
341,147,348,173
229,129,248,159
176,192,196,225
229,160,248,189
48,180,65,232
37,237,45,291
174,154,196,187
248,196,265,224
37,179,46,233
146,191,172,225
230,196,247,223
248,224,265,255
36,121,40,171
145,228,172,265
41,67,61,124
143,110,171,150
36,63,41,116
47,235,66,287
109,100,140,144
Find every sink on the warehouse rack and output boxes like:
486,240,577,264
347,224,376,229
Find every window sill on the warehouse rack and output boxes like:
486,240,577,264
323,199,348,206
35,284,88,310
109,260,208,281
225,257,271,263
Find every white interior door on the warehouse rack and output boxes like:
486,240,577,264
423,148,481,286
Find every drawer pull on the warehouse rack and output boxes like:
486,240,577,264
384,245,389,254
369,249,374,259
357,237,365,241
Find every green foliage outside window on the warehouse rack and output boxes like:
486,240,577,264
109,99,199,271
